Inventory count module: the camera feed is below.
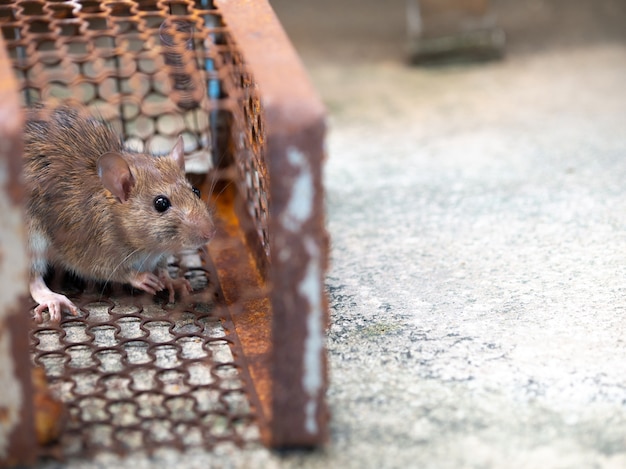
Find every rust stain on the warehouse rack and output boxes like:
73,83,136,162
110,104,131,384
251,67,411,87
206,178,273,444
0,34,23,206
2,297,38,467
32,367,65,446
0,407,9,423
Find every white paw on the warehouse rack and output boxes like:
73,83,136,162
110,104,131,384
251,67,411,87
33,293,79,323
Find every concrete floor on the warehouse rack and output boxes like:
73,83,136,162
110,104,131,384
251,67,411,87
47,1,626,468
307,49,626,468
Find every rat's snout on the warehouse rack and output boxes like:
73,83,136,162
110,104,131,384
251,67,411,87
200,224,216,243
195,216,216,244
182,204,215,247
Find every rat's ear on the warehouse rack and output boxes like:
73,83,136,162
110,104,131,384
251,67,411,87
97,152,135,203
169,136,185,171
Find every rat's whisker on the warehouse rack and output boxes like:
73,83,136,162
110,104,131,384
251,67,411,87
99,248,142,299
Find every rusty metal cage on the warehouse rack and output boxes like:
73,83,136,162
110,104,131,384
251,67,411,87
0,0,328,463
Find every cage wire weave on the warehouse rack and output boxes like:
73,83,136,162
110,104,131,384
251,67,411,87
0,0,270,252
0,0,290,457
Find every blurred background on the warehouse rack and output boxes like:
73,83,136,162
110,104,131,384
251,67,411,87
270,0,626,65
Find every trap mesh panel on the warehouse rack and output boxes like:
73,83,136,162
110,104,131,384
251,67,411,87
2,0,240,170
0,0,328,457
29,261,260,457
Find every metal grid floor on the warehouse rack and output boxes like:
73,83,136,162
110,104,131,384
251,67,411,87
30,250,260,457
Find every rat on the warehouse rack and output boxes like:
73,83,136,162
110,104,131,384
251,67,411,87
23,104,215,322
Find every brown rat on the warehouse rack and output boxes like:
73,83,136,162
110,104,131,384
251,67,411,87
23,104,215,322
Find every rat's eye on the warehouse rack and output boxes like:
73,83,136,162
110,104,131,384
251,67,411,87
192,187,201,198
153,195,171,213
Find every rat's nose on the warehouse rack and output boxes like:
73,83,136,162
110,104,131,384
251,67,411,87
197,218,215,243
201,227,215,242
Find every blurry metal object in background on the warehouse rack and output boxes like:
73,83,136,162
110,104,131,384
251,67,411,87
407,0,505,63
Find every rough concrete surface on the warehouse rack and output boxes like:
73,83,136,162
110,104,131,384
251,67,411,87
306,47,626,468
41,1,626,468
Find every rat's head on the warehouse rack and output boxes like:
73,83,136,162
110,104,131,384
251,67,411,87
97,137,215,253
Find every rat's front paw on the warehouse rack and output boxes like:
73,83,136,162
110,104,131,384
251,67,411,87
33,293,79,323
30,276,79,323
129,271,165,296
158,269,192,303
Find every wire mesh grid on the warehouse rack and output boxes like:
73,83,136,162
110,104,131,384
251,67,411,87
0,0,274,458
0,0,270,258
29,251,262,457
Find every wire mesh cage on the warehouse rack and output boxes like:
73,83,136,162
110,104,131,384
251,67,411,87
0,0,328,462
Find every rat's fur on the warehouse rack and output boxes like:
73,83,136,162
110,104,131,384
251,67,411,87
23,105,214,320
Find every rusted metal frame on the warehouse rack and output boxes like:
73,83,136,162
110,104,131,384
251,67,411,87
205,180,273,445
191,9,276,444
0,33,38,467
215,0,329,448
197,242,271,448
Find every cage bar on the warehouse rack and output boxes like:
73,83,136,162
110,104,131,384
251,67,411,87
0,32,38,467
213,0,329,448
